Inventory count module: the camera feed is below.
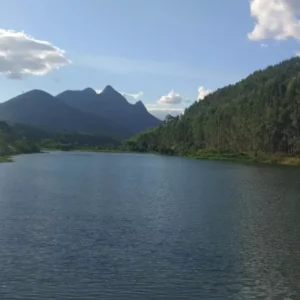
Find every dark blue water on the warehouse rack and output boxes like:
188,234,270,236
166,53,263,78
0,151,299,299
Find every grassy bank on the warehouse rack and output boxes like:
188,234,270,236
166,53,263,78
73,147,300,166
0,149,42,164
187,149,300,166
41,146,300,167
42,146,124,153
0,156,13,163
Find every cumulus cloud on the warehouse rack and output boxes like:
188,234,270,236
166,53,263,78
296,52,300,57
158,90,183,105
0,29,71,79
95,89,103,94
146,104,184,120
248,0,300,41
198,86,212,100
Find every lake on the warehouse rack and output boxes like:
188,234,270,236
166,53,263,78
0,151,299,299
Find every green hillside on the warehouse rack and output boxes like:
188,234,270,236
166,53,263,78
0,121,40,161
0,121,121,161
124,57,300,163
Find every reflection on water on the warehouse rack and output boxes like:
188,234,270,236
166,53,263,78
0,152,299,299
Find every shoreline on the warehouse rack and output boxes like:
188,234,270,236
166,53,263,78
0,150,43,164
188,152,300,167
0,156,13,163
7,148,300,167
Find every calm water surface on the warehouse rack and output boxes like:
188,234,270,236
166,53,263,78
0,152,299,299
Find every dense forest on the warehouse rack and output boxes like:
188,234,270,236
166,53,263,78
0,121,120,161
40,130,120,151
124,57,300,159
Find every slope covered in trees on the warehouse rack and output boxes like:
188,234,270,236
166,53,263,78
40,130,120,151
0,120,120,161
125,57,300,158
0,121,40,160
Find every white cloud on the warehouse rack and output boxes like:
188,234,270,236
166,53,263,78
122,91,143,100
198,86,212,100
0,29,71,79
296,52,300,57
261,43,269,48
95,87,187,119
158,90,183,105
146,104,184,120
248,0,300,41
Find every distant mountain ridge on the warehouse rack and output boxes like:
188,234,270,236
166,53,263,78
0,86,161,139
57,85,159,135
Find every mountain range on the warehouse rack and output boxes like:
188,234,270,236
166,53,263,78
0,85,161,140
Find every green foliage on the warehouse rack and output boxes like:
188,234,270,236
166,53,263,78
0,121,41,158
40,130,120,151
0,121,120,160
125,57,300,160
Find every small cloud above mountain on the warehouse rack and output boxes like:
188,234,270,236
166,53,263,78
198,86,212,100
0,29,71,79
158,90,183,105
146,104,184,120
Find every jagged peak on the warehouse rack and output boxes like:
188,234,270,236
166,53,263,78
82,87,96,94
134,100,147,112
98,85,129,105
135,100,146,107
102,85,117,94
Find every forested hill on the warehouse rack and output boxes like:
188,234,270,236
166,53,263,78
125,57,300,156
0,121,121,161
0,121,40,160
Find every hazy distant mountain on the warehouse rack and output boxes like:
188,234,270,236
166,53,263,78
0,90,129,139
56,85,161,135
0,86,161,140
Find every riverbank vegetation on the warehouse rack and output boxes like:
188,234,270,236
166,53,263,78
0,121,41,162
40,131,119,151
0,122,120,162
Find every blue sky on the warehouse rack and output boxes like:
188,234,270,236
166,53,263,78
0,0,300,119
